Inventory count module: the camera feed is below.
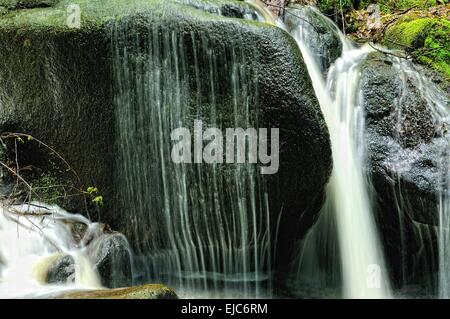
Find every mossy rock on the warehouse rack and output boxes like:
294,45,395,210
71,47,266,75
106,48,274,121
376,0,440,13
55,284,178,299
317,0,441,15
0,0,332,283
385,16,450,79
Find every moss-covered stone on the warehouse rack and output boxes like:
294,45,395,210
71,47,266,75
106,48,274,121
0,0,332,282
56,284,178,299
377,0,439,13
317,0,441,14
385,16,450,79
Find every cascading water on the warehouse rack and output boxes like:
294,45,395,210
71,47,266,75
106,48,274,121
0,0,447,300
0,202,102,298
111,18,271,298
284,6,391,298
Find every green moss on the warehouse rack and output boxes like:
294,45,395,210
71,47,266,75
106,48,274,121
385,17,434,47
377,0,439,13
317,0,440,15
317,0,356,14
0,0,16,8
31,174,64,204
385,17,450,79
0,0,259,32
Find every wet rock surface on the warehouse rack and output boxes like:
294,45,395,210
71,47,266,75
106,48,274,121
284,5,343,75
361,52,449,226
361,51,450,286
86,232,132,288
47,254,75,284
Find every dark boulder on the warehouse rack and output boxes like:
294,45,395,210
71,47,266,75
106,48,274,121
360,51,450,288
0,0,332,283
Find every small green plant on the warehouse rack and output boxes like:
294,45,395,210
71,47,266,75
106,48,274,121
86,186,104,206
0,132,104,213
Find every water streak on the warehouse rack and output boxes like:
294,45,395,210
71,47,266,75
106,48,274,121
111,18,271,298
284,6,391,298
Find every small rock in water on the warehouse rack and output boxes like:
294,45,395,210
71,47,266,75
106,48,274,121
47,254,76,284
86,233,132,288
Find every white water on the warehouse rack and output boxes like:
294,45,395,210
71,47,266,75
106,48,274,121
284,6,391,298
0,202,102,298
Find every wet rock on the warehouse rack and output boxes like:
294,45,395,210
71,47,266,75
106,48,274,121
55,284,178,299
360,51,450,287
284,5,343,75
0,0,332,282
47,254,75,284
361,52,448,226
86,233,132,288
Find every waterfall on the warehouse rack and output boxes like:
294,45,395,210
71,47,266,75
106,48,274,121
110,18,271,298
284,6,391,298
0,203,102,298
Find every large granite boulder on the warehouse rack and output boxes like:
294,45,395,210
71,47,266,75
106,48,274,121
0,0,332,281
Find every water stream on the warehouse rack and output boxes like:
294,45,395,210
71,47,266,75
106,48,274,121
0,203,102,298
283,6,391,298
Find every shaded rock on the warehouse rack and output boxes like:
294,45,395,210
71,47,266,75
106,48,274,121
86,233,132,288
285,5,343,75
47,254,75,284
360,51,450,287
361,52,448,226
55,284,178,299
